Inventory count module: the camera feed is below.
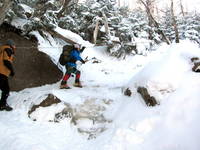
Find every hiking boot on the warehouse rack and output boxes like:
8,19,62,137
60,84,71,89
0,104,13,111
73,82,83,88
60,80,71,89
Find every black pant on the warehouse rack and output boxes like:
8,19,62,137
65,65,80,75
0,74,9,106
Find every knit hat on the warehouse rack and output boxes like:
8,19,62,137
6,39,15,46
74,44,81,49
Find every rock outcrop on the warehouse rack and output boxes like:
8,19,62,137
0,23,63,91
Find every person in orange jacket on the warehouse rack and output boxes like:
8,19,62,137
0,39,16,111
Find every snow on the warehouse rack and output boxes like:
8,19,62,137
1,27,200,150
11,18,30,30
30,31,62,64
54,26,92,47
19,4,34,14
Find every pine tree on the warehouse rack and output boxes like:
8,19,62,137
180,12,200,44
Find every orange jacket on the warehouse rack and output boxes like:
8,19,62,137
0,45,15,77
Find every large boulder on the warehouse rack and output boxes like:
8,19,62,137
0,23,63,91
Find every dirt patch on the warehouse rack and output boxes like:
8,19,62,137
0,23,63,91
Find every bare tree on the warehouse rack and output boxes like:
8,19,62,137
139,0,170,44
0,0,13,26
146,0,155,40
171,0,179,43
179,0,185,16
155,4,160,20
93,18,101,44
102,12,111,38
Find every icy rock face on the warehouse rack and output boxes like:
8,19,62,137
28,94,68,122
28,94,112,139
71,98,112,140
0,24,63,91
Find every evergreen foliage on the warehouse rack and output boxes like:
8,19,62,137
161,10,200,45
179,13,200,44
1,0,200,58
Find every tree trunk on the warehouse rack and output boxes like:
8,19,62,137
0,0,13,26
145,0,154,40
93,18,100,44
102,12,111,38
171,0,180,43
180,0,185,17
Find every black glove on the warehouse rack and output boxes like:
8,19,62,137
81,59,85,64
80,46,86,53
10,70,15,77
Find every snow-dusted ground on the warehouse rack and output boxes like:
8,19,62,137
0,27,200,150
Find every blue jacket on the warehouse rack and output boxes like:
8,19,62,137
66,49,83,67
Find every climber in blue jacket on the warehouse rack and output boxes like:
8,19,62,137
60,44,86,89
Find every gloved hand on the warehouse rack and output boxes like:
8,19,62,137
81,59,85,64
81,46,86,50
10,70,15,77
80,46,86,53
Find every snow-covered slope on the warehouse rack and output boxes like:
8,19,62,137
115,40,200,150
0,27,200,150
